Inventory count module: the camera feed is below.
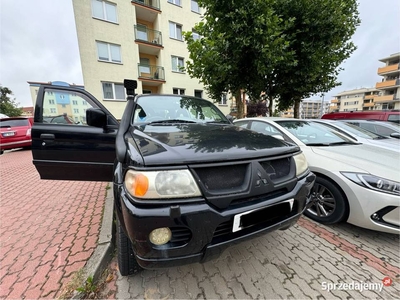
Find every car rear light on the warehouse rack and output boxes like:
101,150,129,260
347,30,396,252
26,129,31,136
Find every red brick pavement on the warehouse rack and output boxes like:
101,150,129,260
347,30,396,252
0,149,108,299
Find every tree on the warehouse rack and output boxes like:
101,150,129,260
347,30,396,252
270,0,360,117
0,86,23,117
184,0,360,119
184,0,296,119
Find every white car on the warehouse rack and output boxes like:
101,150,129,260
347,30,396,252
234,117,400,234
311,119,400,151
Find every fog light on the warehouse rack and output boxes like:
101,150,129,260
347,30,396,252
149,227,172,245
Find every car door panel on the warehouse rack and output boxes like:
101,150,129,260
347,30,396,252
32,84,119,181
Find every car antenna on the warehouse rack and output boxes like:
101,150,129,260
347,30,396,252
124,79,137,100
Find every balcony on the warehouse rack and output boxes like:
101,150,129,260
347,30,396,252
374,94,395,103
363,102,375,107
132,0,160,22
378,63,400,75
134,26,163,55
138,64,165,85
376,79,400,89
364,94,375,100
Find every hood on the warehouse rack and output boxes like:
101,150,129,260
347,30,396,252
309,144,400,181
127,123,299,166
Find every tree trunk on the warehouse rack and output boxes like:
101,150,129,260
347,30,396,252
236,89,244,119
293,98,301,119
268,95,274,116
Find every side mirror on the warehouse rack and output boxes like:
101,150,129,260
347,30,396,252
390,132,400,139
87,108,107,128
225,114,234,124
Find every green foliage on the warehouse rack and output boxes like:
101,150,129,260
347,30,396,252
76,275,97,294
272,0,360,117
184,0,360,119
184,0,296,118
0,86,23,117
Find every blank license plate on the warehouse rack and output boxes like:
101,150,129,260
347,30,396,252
232,199,294,232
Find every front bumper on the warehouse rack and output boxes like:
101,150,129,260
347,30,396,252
117,172,315,269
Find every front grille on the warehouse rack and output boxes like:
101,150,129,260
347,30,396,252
260,157,291,180
194,164,247,191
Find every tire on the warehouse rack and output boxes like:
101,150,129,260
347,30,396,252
117,218,141,276
305,176,349,224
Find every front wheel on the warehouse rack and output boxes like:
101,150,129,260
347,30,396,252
117,218,141,276
305,176,348,224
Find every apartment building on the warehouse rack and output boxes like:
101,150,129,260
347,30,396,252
71,0,232,119
329,53,400,112
375,52,400,110
329,87,380,112
280,99,330,119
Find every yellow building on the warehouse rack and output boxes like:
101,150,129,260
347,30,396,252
375,52,400,110
330,88,380,113
71,0,232,119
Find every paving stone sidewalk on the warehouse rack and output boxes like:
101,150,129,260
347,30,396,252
0,149,108,299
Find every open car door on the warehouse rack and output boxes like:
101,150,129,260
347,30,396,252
32,84,119,181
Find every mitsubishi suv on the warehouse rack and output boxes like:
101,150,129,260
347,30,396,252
31,79,315,275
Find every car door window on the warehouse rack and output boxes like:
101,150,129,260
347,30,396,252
42,88,100,125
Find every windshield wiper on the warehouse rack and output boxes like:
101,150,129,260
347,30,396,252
147,119,197,125
205,120,229,124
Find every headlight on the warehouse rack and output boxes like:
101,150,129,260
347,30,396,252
341,172,400,196
124,169,202,199
293,153,308,177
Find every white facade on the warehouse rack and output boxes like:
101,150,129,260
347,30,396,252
72,0,232,119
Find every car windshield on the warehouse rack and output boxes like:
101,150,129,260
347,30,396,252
320,121,386,140
276,120,357,146
133,95,230,125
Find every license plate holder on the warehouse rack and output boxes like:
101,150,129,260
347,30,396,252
232,199,294,233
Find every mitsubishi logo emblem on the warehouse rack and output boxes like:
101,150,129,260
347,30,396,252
256,170,268,187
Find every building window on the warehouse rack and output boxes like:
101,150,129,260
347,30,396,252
96,41,121,63
220,93,227,105
194,90,202,98
168,0,181,5
192,31,200,41
191,0,200,13
143,90,152,94
92,0,117,23
49,99,55,104
50,108,57,113
173,88,185,95
102,82,125,100
171,56,184,72
74,108,79,114
139,58,151,74
82,100,87,105
72,100,78,105
169,22,182,40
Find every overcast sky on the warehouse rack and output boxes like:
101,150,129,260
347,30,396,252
1,0,400,107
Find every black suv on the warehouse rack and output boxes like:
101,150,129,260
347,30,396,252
32,80,315,275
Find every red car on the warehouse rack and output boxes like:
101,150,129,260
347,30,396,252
0,117,33,154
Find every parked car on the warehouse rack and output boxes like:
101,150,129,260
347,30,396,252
321,110,400,123
0,117,33,154
311,119,400,151
343,120,400,139
234,117,400,234
31,80,315,275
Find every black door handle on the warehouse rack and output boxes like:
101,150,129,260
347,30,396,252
40,134,55,139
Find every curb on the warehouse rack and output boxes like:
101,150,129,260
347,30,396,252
72,184,115,299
